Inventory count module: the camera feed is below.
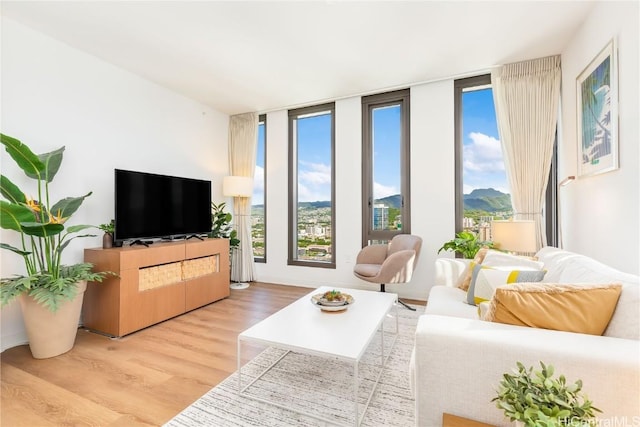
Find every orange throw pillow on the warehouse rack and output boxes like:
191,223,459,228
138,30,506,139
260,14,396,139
484,282,622,336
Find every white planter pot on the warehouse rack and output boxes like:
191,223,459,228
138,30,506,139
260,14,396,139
19,280,87,359
515,421,526,427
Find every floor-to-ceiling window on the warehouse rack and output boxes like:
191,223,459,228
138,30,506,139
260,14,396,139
252,114,266,262
288,103,335,267
361,89,411,246
454,75,510,242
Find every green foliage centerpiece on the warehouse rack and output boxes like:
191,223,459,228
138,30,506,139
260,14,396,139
493,362,600,427
437,230,495,259
0,133,110,358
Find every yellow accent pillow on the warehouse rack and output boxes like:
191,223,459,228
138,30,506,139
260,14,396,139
484,282,623,336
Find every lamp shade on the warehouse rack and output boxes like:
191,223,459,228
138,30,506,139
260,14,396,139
223,176,253,197
491,220,536,253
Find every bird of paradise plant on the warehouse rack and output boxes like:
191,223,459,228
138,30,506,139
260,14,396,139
0,133,109,311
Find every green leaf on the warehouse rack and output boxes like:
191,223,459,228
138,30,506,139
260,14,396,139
1,275,37,306
50,192,92,219
25,147,65,183
0,242,31,257
57,233,96,255
0,134,45,179
0,201,35,231
0,175,27,204
65,224,94,234
20,221,64,237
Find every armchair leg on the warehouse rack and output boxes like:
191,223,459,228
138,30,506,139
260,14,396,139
397,299,417,311
378,283,416,311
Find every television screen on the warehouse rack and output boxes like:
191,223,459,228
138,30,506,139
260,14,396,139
114,169,212,243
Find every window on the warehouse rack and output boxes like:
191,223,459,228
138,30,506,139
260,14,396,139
252,114,266,262
454,75,557,246
288,103,335,268
362,89,411,246
454,75,510,241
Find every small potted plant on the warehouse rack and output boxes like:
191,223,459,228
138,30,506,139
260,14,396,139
209,202,240,250
0,134,111,358
492,361,601,427
99,220,115,249
437,230,495,259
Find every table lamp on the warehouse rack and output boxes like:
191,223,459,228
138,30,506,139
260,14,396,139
491,219,536,255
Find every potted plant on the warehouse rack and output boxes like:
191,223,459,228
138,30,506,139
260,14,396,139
0,133,110,358
98,219,115,249
437,230,495,258
492,361,601,427
209,201,240,250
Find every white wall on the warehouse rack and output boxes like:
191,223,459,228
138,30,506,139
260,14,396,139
559,1,639,274
0,19,229,351
254,81,456,300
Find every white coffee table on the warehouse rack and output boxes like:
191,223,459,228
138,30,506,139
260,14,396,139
237,286,398,427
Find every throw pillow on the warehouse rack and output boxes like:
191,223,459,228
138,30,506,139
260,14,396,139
481,249,544,270
457,247,490,291
484,282,623,335
465,264,546,305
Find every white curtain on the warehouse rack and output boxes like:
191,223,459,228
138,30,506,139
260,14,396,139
228,112,258,282
491,55,561,250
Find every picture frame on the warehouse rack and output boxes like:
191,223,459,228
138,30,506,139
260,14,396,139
576,38,618,177
576,38,619,176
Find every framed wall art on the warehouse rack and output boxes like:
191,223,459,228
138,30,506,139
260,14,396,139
576,38,618,177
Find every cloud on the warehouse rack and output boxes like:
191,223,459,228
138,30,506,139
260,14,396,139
299,162,331,185
298,161,331,202
463,132,504,173
252,165,264,202
374,182,399,199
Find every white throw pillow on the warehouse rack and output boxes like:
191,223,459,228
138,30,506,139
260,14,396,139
482,249,544,270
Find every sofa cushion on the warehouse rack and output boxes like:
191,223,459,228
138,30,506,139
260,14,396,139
535,246,582,282
556,255,640,340
426,286,478,319
484,282,623,336
466,265,546,305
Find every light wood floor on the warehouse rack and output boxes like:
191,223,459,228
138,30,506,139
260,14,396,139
1,282,425,427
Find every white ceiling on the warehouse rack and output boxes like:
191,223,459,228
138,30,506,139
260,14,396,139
2,1,595,115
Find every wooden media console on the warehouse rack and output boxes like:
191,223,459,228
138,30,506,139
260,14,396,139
83,238,230,337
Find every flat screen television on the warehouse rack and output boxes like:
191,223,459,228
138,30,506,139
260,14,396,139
114,169,212,244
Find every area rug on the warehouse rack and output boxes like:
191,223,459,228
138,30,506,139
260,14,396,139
164,305,424,427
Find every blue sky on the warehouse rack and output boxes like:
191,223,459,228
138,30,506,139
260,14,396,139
251,88,508,204
461,88,509,194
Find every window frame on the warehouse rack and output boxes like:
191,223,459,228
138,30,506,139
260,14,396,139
287,102,336,268
254,113,267,263
361,89,411,247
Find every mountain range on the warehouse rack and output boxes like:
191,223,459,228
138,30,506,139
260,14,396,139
463,188,512,212
252,188,511,213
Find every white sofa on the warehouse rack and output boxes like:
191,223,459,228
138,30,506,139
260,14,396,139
412,247,640,427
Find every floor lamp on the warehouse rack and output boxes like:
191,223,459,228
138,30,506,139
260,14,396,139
557,176,576,248
223,176,253,290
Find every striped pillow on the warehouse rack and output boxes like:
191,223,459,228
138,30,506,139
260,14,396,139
466,263,546,305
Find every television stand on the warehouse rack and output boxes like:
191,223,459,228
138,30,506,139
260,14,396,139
83,239,230,337
130,239,152,247
186,234,204,241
